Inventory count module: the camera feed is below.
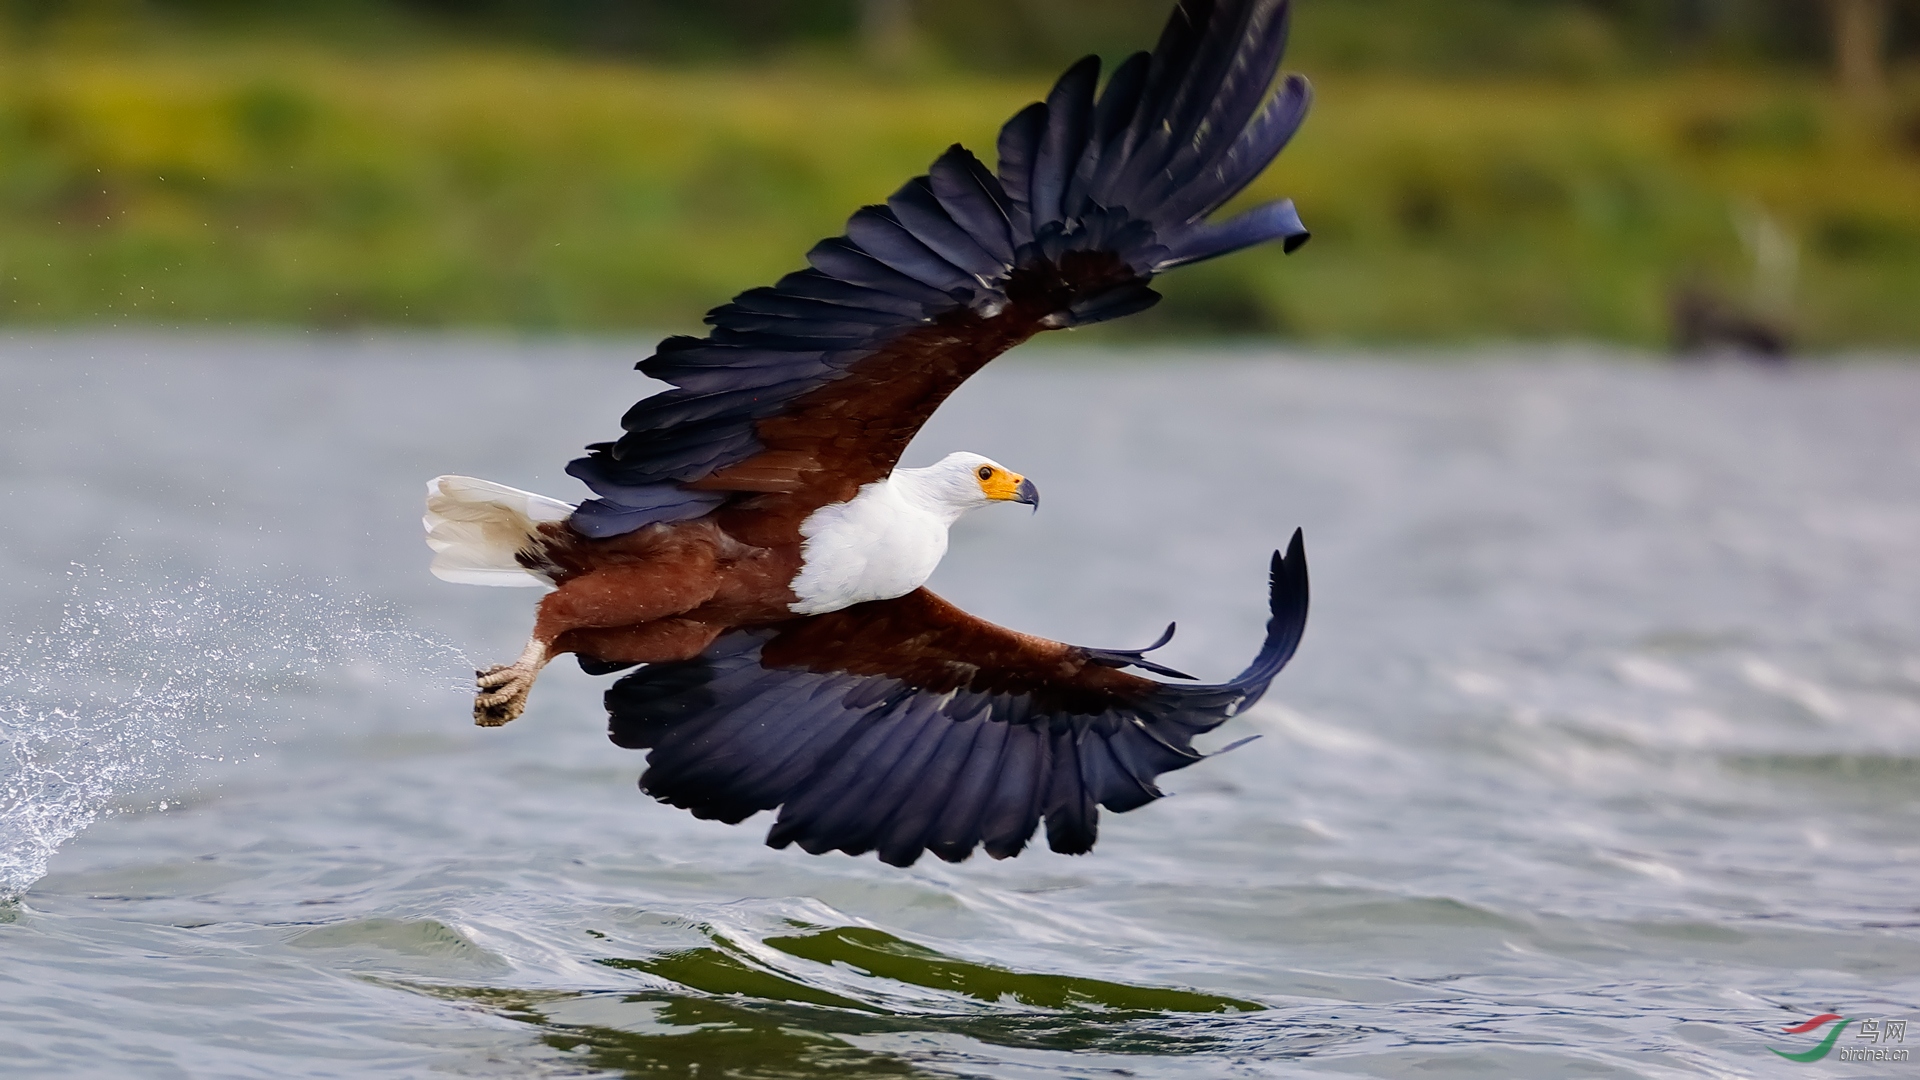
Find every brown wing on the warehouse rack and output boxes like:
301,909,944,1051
697,258,1135,545
760,585,1159,714
564,0,1312,540
603,533,1308,866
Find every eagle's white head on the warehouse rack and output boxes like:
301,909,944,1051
895,451,1040,518
787,451,1039,615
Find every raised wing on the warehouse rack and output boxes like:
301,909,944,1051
567,0,1312,540
604,531,1307,866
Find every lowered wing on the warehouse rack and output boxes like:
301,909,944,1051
604,531,1308,866
567,0,1311,543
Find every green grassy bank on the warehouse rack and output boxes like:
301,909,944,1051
2,43,1916,345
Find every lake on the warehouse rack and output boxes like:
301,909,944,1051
3,334,1918,1077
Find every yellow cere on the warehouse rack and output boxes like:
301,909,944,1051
976,466,1027,502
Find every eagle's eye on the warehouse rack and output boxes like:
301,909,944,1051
977,466,994,481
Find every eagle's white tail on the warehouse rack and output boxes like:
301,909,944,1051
423,476,575,587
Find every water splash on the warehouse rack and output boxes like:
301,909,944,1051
0,566,464,899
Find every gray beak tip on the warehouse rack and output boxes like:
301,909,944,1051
1014,477,1039,511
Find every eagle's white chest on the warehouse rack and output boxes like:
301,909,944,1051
788,477,955,615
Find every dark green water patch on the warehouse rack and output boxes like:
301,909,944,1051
1722,753,1920,798
600,948,873,1012
378,923,1316,1078
389,979,1336,1078
544,995,929,1079
761,925,1263,1013
386,983,922,1079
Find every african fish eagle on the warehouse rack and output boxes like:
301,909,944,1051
424,0,1312,866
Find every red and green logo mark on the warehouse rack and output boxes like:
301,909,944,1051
1771,1014,1851,1062
1771,1013,1909,1063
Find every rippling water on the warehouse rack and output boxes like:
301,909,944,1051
2,334,1917,1078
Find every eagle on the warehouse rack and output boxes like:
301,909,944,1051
424,0,1313,867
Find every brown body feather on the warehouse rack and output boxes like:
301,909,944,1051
527,518,799,667
523,257,1132,673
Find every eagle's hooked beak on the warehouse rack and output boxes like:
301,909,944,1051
979,465,1039,510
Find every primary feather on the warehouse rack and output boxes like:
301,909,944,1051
566,0,1312,538
427,0,1316,863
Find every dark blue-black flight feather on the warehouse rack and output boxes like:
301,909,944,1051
567,0,1311,540
608,531,1308,866
511,0,1325,865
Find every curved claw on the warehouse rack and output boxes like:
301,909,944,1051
1084,622,1197,680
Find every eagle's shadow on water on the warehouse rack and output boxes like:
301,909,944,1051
378,921,1349,1077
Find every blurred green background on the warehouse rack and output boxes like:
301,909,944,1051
0,0,1916,345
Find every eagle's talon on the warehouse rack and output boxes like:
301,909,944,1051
472,683,529,726
471,652,543,727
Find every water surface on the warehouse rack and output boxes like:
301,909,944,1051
2,334,1917,1077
